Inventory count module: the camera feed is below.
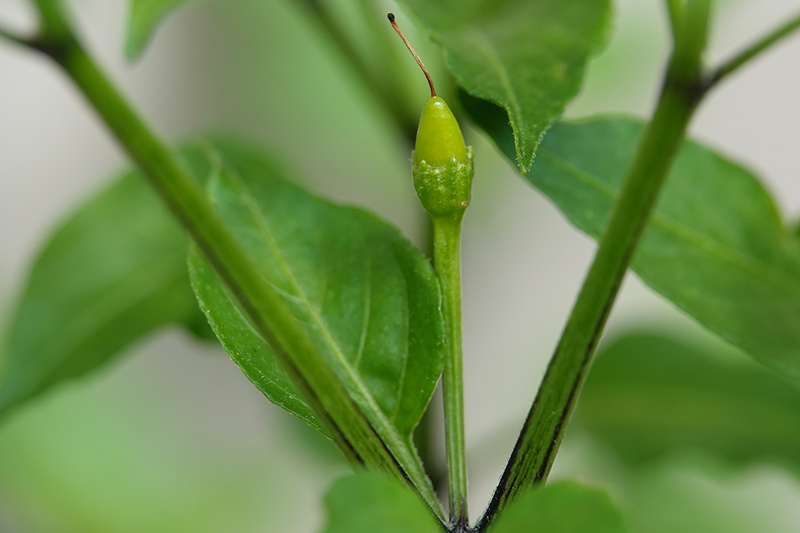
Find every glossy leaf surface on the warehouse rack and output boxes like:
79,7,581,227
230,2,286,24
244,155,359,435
574,332,800,469
188,139,445,438
0,173,211,420
396,0,611,172
489,481,626,533
126,0,204,60
482,114,800,379
320,472,441,533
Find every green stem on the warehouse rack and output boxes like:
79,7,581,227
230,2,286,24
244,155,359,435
23,0,444,522
53,37,383,471
665,0,683,41
706,10,800,89
33,0,70,40
433,215,468,528
476,1,710,530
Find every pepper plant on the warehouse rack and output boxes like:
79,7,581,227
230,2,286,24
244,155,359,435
2,0,800,531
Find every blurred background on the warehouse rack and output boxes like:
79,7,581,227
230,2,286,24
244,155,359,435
1,0,800,531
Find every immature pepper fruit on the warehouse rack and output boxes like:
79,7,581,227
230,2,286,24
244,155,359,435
413,97,474,219
389,13,474,219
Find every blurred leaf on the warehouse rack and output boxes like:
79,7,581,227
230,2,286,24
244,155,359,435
188,139,445,439
619,455,800,533
0,172,212,421
489,481,626,533
489,115,800,379
396,0,612,173
126,0,205,61
574,332,800,469
0,341,303,533
320,472,441,533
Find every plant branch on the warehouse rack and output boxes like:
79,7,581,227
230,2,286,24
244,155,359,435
32,0,70,41
665,0,683,41
433,216,469,529
0,25,31,47
476,1,711,530
705,10,800,90
24,0,444,522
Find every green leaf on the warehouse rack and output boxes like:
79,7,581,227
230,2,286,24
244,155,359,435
489,481,626,533
188,246,320,431
395,0,612,173
574,331,800,469
188,139,445,440
320,472,441,533
126,0,204,61
510,115,800,379
0,172,212,420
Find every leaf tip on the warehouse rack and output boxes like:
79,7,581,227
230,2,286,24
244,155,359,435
516,140,538,175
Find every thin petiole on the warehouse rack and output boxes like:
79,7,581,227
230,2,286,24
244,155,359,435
706,10,800,89
0,25,30,48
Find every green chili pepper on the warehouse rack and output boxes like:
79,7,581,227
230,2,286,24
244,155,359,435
389,15,474,523
389,13,474,220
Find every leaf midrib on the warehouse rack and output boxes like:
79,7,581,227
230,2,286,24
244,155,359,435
468,30,522,124
243,194,415,442
468,29,529,170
